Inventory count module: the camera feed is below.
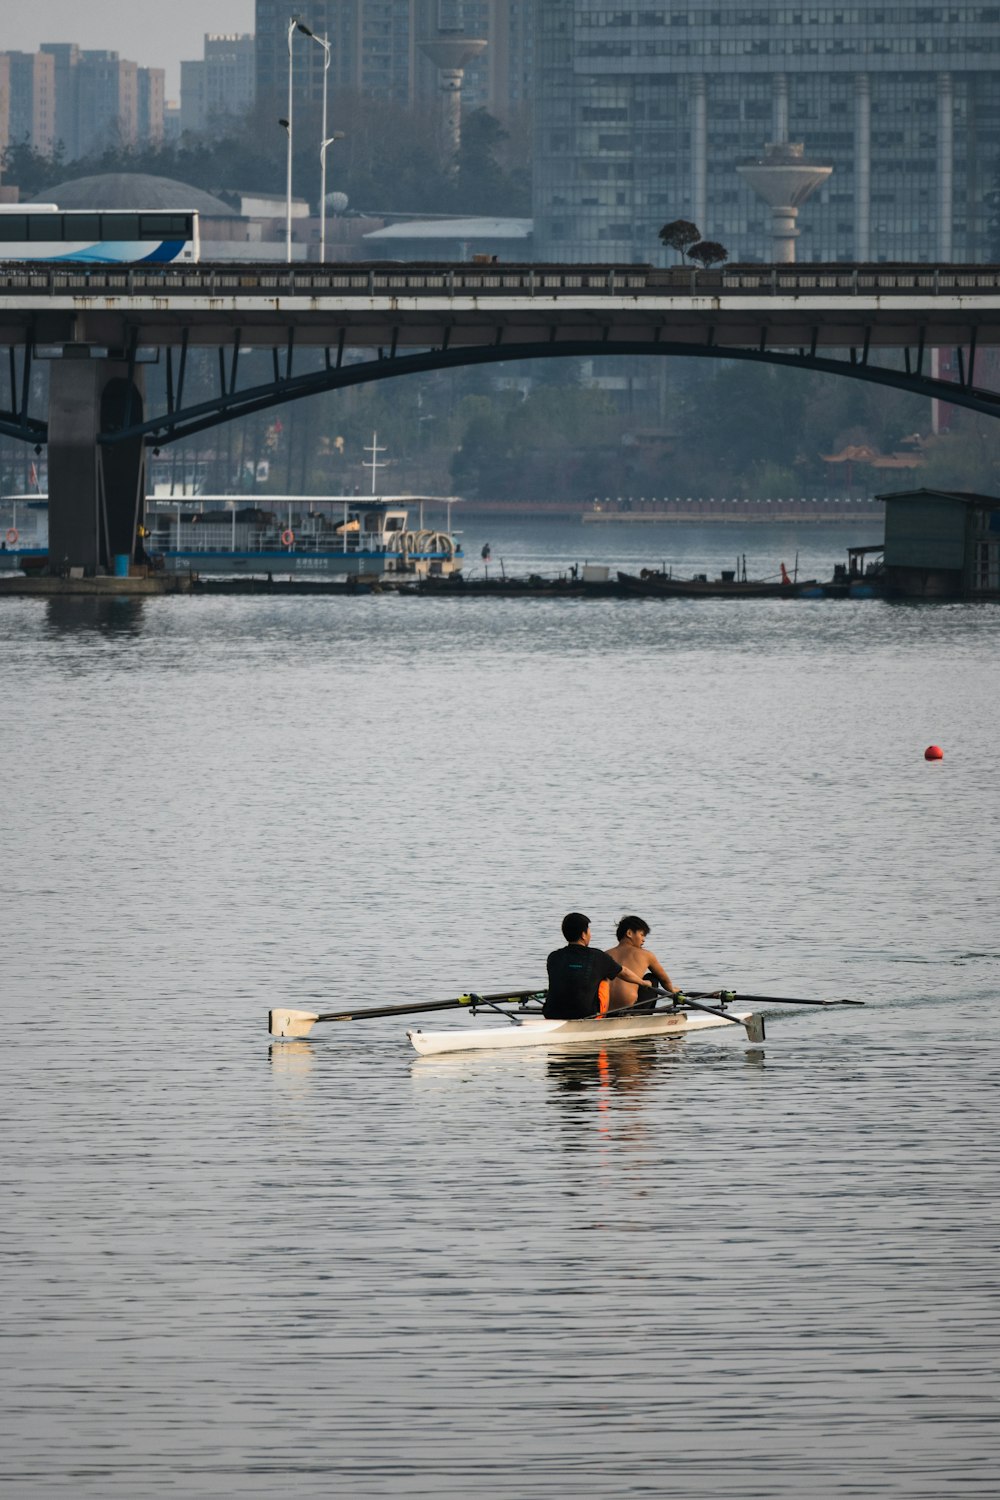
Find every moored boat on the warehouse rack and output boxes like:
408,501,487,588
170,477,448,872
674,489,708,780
617,569,811,598
147,434,462,579
146,493,462,579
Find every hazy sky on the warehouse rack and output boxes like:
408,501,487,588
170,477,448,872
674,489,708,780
1,0,256,99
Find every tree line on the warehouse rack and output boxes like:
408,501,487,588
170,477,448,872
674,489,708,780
0,96,531,219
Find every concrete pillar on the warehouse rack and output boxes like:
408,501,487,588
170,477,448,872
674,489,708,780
692,74,707,232
47,352,145,572
854,73,871,262
937,71,954,262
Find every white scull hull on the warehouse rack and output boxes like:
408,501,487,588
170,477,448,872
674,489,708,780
407,1009,754,1056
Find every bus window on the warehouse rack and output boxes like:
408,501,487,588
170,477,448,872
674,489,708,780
150,214,190,238
67,215,101,241
27,215,63,240
0,216,28,242
101,214,140,240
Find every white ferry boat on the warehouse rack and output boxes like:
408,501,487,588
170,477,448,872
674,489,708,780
149,433,462,579
146,494,461,579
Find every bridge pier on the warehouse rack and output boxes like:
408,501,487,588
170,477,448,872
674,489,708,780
47,352,146,572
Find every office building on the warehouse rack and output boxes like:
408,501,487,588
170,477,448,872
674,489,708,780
532,3,1000,265
180,35,256,135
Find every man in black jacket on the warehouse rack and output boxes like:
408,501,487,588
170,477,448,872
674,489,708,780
544,912,631,1020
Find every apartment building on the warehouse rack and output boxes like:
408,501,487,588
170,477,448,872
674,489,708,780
180,35,256,136
0,44,164,160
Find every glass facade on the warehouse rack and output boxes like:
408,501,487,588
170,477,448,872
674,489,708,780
533,2,1000,263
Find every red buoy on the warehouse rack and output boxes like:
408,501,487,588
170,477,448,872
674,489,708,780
924,745,944,761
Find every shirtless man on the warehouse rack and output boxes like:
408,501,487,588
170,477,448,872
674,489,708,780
605,916,679,1013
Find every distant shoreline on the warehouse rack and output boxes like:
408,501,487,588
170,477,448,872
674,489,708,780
581,511,884,526
455,500,885,524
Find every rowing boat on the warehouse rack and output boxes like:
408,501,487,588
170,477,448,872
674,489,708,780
407,1008,755,1056
269,987,857,1049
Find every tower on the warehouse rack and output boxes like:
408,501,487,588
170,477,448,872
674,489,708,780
737,142,833,264
418,31,488,165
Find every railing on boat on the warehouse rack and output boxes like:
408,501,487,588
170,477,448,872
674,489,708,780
146,523,454,556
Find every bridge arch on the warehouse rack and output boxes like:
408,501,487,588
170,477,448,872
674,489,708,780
80,337,1000,449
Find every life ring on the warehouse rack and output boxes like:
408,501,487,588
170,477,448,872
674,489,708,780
281,528,295,547
5,528,17,545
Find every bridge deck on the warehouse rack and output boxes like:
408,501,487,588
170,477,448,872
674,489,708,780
2,262,1000,350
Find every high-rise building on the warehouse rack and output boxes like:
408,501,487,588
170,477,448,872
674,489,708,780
64,50,139,159
180,35,256,136
138,64,166,147
0,44,166,160
533,3,1000,265
0,50,57,158
254,1,532,118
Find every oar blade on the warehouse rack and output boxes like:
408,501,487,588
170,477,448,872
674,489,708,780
744,1012,766,1045
269,1008,320,1039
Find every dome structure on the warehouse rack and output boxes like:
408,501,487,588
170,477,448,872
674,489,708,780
30,173,237,217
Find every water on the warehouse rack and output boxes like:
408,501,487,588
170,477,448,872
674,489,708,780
458,515,882,584
4,522,998,1498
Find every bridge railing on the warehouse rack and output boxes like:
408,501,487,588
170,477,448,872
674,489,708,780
3,262,1000,298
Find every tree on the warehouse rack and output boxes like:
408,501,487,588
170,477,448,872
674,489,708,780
688,240,729,269
0,139,67,196
658,219,700,261
453,109,531,217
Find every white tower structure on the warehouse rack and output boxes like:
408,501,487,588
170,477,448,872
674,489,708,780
418,32,488,167
737,142,833,264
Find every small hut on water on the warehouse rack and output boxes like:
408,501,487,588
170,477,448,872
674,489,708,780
876,488,1000,600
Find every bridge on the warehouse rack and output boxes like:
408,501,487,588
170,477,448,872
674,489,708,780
3,260,1000,569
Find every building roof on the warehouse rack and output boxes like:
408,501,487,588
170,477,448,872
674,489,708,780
875,487,1000,508
30,173,237,217
823,444,924,469
363,216,532,243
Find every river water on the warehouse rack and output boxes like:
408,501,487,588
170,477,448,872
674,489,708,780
4,521,999,1498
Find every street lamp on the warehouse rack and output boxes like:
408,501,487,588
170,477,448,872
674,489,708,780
296,22,339,264
284,16,297,263
319,132,346,263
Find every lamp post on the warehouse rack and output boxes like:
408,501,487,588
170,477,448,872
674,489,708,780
296,22,340,264
284,16,297,263
319,132,345,263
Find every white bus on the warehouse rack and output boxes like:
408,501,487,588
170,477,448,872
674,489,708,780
0,205,200,264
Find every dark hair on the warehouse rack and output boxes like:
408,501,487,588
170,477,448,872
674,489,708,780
616,915,650,942
561,911,590,942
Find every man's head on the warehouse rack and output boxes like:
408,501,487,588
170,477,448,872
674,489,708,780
561,911,591,944
616,915,650,944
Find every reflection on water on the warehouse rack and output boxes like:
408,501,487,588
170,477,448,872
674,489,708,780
546,1039,663,1094
43,594,147,636
268,1038,317,1080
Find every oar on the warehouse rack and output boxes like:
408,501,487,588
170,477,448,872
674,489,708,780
685,989,865,1007
269,988,546,1039
639,989,766,1045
